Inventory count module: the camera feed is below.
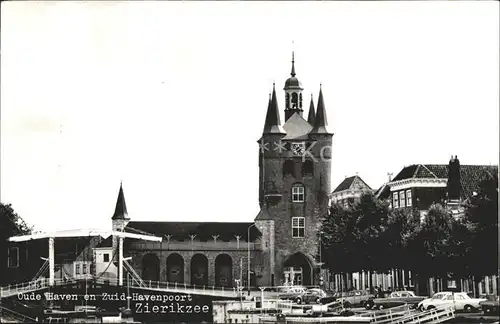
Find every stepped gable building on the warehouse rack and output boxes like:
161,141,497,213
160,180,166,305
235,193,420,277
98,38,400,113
112,53,334,289
377,156,498,219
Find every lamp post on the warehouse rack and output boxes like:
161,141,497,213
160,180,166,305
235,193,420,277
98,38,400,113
247,223,256,296
319,231,323,289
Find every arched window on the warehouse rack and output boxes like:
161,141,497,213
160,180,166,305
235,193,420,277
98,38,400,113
301,160,314,177
291,93,298,108
286,93,290,108
291,183,305,203
283,160,295,178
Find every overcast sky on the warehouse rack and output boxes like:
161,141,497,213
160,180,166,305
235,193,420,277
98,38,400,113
1,1,498,232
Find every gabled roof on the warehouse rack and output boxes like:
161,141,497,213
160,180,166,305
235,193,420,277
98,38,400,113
96,236,113,248
332,175,372,193
391,164,498,200
374,183,391,200
125,221,262,242
282,112,313,140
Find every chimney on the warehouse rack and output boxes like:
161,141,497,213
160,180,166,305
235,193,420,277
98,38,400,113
387,172,393,182
447,155,461,202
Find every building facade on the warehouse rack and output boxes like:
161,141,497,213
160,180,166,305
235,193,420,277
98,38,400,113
111,54,333,289
378,156,498,296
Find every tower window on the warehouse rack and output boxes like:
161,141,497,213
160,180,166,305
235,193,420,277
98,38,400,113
103,253,110,262
406,190,412,207
393,192,399,209
301,160,314,177
7,247,19,268
292,217,305,238
291,93,298,108
283,160,295,178
400,191,406,208
292,184,305,202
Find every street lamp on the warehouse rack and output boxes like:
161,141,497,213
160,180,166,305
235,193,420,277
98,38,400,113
319,231,324,289
247,223,256,296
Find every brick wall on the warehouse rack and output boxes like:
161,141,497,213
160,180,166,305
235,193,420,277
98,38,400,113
260,133,332,286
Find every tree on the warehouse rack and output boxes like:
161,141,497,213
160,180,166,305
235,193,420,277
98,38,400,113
0,202,33,236
380,207,421,274
1,203,34,285
320,193,389,290
410,204,469,284
320,202,361,275
464,177,499,280
349,194,390,274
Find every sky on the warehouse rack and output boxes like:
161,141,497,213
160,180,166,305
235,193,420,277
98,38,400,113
1,1,499,232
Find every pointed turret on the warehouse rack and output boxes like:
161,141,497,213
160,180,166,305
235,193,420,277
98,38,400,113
290,51,296,77
263,84,286,134
307,94,316,125
310,85,332,135
112,182,129,220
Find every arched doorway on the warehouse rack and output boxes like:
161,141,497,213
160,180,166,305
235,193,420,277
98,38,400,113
166,253,184,283
190,254,208,286
142,253,160,282
215,254,233,287
283,252,313,286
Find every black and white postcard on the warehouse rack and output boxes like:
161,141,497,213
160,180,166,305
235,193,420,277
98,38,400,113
1,1,498,323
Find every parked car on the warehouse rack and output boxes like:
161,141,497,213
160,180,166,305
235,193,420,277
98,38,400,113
479,295,499,315
365,290,427,310
320,290,374,308
278,286,308,303
417,292,487,313
296,288,328,305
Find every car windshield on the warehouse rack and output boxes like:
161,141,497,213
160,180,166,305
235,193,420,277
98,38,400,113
457,293,471,300
432,293,447,300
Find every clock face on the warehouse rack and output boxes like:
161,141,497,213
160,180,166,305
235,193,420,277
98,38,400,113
292,142,305,156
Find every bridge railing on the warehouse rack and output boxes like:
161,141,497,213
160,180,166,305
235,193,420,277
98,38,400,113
392,304,455,324
357,304,412,324
0,278,49,298
88,277,240,297
130,279,240,297
0,305,38,322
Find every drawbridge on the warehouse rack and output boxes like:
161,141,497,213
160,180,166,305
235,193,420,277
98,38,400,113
2,229,240,300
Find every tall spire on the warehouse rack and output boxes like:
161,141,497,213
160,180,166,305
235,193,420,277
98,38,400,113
112,182,129,220
310,85,332,134
307,93,316,125
291,50,296,77
263,83,286,135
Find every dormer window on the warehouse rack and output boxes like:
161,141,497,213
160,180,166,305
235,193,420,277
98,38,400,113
400,191,406,208
292,184,305,202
